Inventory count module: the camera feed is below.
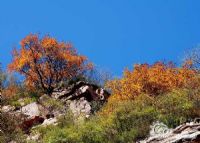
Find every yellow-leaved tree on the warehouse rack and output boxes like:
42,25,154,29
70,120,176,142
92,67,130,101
106,61,197,101
8,34,92,94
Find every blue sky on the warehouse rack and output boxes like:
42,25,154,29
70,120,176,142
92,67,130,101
0,0,200,76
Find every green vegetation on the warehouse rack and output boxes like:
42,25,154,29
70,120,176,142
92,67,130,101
0,112,26,143
28,88,200,143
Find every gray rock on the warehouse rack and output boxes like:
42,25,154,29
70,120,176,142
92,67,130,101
69,97,91,118
41,118,58,126
27,133,40,142
139,121,200,143
1,105,15,112
21,102,40,118
149,121,171,137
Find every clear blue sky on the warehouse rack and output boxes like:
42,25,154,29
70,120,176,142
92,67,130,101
0,0,200,76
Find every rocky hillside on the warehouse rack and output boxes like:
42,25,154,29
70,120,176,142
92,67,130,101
1,35,200,143
0,81,110,142
2,81,200,143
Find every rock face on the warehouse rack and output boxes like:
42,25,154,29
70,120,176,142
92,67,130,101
21,102,40,118
69,97,91,118
139,121,200,143
1,105,15,112
52,81,110,102
52,81,110,118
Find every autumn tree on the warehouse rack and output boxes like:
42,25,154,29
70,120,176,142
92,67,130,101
8,34,92,95
106,62,197,100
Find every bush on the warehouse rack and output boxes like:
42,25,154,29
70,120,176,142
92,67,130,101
39,95,64,113
0,112,25,143
5,88,40,108
156,89,193,127
35,112,81,143
187,88,200,118
107,96,157,142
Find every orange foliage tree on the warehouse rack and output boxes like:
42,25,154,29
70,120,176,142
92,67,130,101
8,34,92,94
106,62,197,100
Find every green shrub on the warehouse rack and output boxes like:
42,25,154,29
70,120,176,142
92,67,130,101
39,95,64,112
108,98,157,142
26,88,200,143
156,89,193,127
57,111,75,128
3,86,41,108
187,88,200,118
0,112,26,143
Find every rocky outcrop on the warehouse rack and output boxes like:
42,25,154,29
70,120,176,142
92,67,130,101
1,105,15,112
52,81,110,118
0,81,110,134
52,81,110,102
69,97,91,118
21,102,40,118
139,120,200,143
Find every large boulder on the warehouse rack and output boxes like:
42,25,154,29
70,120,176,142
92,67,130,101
69,97,91,118
1,105,15,112
51,81,110,118
41,117,58,126
21,102,40,118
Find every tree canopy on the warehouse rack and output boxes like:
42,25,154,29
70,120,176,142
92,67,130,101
8,34,92,94
106,62,197,100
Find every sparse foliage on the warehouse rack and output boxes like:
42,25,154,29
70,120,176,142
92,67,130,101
86,67,113,86
2,74,20,98
0,112,25,143
184,46,200,69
